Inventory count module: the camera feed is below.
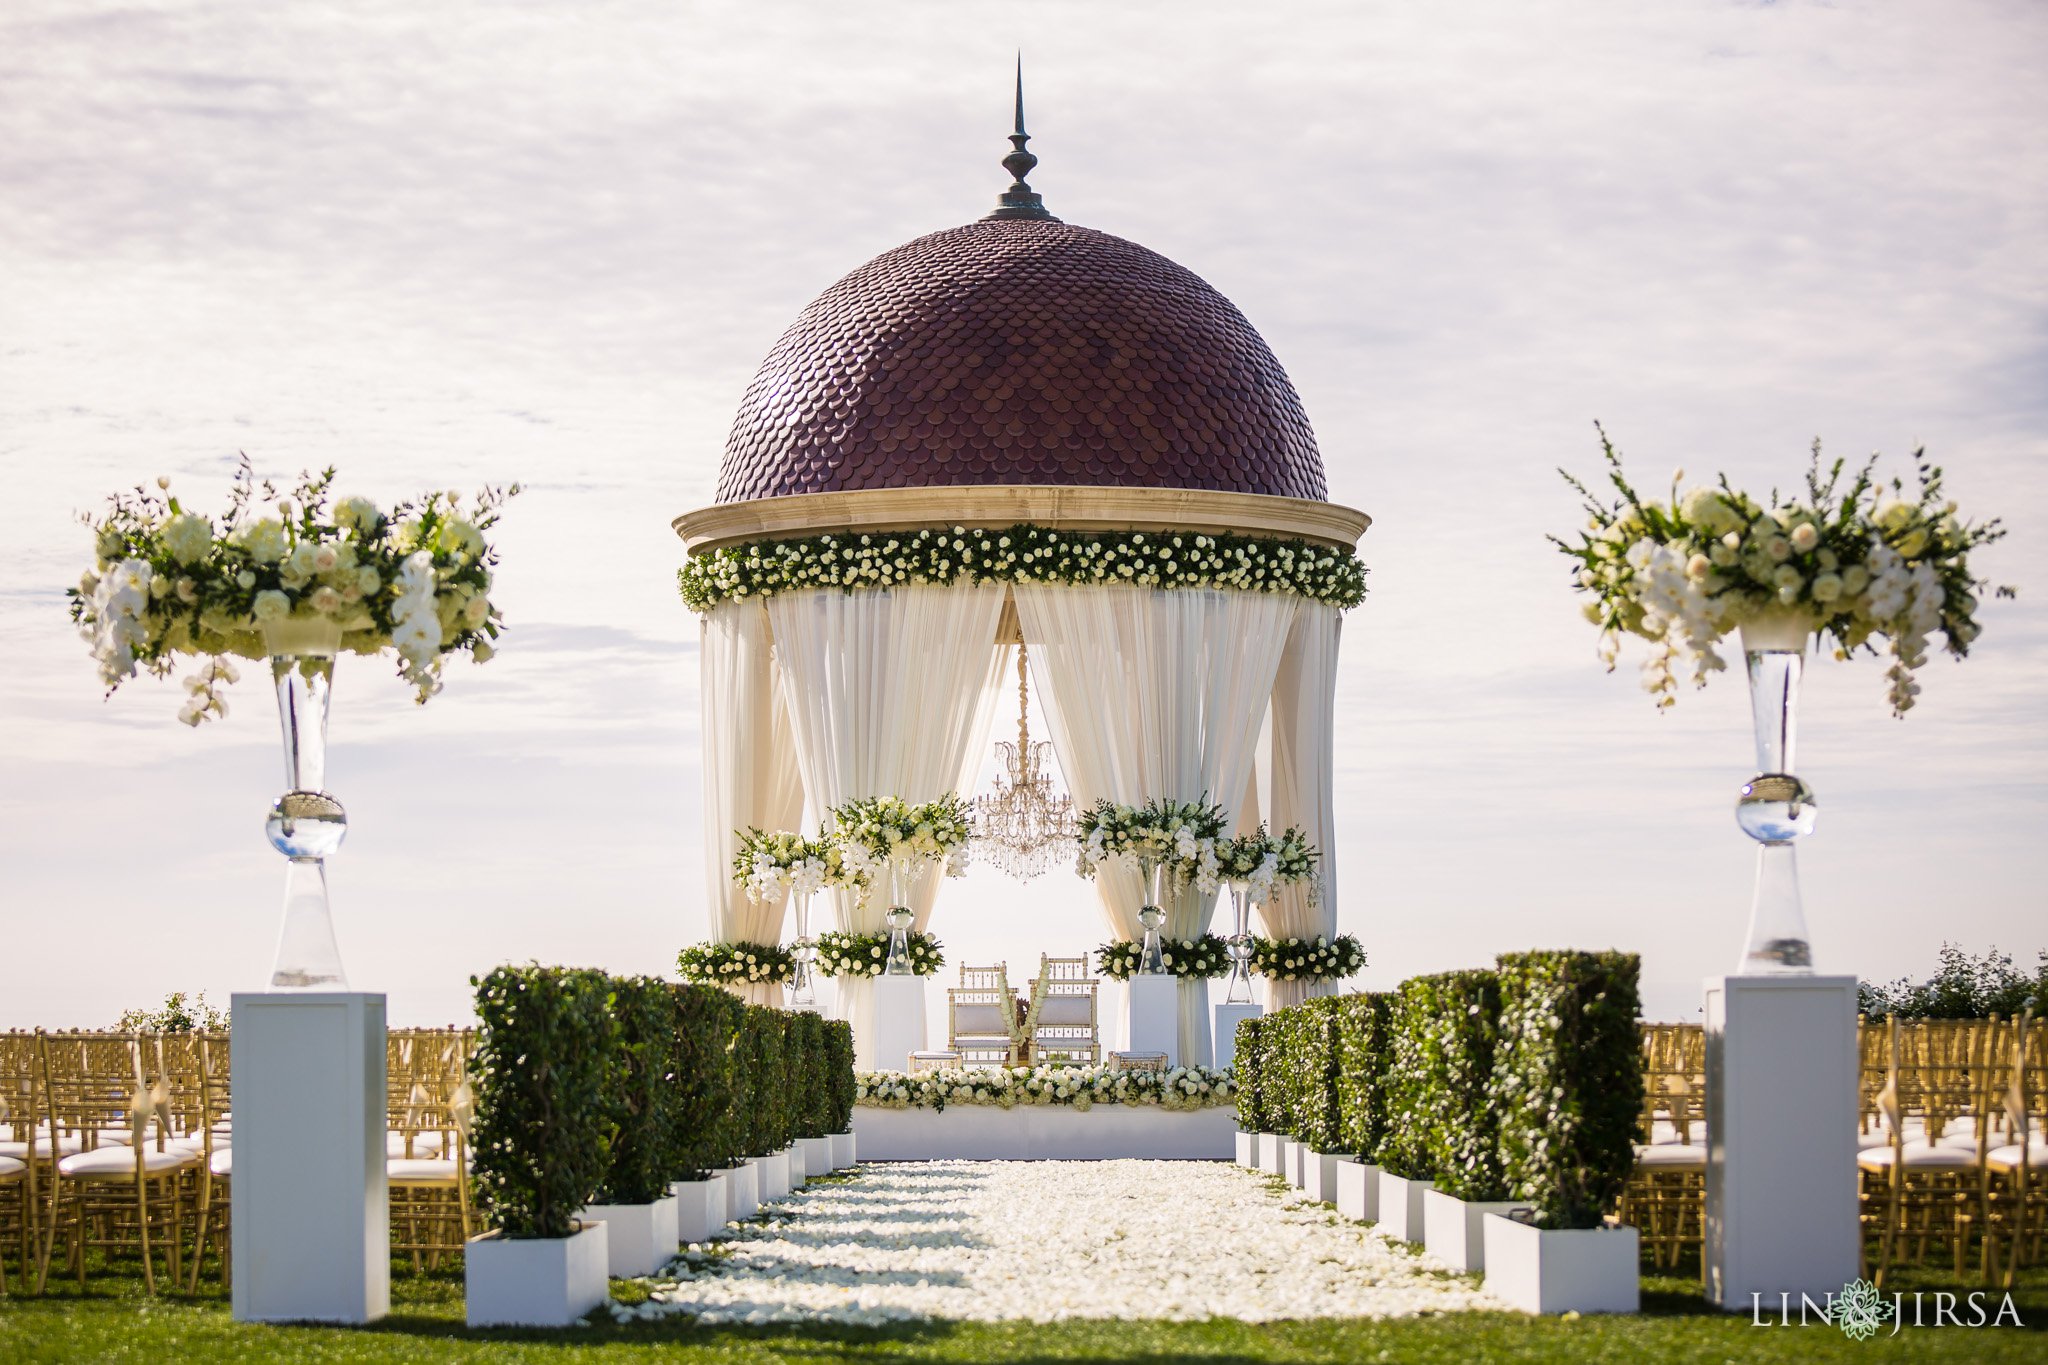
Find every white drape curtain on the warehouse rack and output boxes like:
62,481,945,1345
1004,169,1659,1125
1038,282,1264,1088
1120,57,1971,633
700,599,805,1005
1013,584,1299,1064
1257,603,1343,1012
766,583,1009,1039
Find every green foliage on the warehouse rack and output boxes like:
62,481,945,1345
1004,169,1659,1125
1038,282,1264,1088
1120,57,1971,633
823,1019,857,1133
1263,997,1344,1151
667,983,741,1180
740,1005,789,1156
469,965,621,1239
1492,950,1644,1230
1233,1015,1268,1133
1384,970,1506,1199
117,990,229,1033
788,1011,833,1141
1860,943,2048,1020
595,976,681,1206
1333,992,1392,1163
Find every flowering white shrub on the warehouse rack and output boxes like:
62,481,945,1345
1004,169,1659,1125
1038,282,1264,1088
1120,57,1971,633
855,1063,1236,1112
1556,429,2008,715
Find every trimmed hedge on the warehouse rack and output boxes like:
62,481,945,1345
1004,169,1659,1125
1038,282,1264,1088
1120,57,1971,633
788,1011,833,1142
824,1019,856,1134
1271,996,1344,1152
1493,950,1642,1229
596,975,682,1205
1233,1015,1269,1133
1402,969,1507,1200
469,965,620,1239
669,983,741,1181
1333,992,1392,1163
740,1004,789,1157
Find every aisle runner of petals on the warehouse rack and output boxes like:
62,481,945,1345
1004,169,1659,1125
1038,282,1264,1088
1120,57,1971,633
610,1160,1503,1325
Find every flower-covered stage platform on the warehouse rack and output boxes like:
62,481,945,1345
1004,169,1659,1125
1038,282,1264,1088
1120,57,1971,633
852,1064,1238,1159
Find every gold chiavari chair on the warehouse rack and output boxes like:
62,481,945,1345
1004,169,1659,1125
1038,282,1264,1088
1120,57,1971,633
183,1033,233,1291
1620,1023,1706,1275
36,1032,199,1294
1023,956,1100,1065
1857,1017,1996,1285
0,1033,45,1293
387,1030,474,1271
1985,1013,2047,1288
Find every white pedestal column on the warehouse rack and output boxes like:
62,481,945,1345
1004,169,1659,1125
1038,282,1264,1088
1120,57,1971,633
1212,1002,1261,1071
1125,974,1178,1066
231,991,389,1324
866,974,928,1072
1703,974,1858,1311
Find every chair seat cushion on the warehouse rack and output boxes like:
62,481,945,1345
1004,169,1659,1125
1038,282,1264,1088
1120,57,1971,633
388,1157,460,1183
1857,1142,1977,1171
210,1148,234,1177
0,1134,84,1159
58,1145,198,1177
0,1154,25,1178
386,1131,446,1158
1987,1141,2048,1171
1634,1142,1708,1168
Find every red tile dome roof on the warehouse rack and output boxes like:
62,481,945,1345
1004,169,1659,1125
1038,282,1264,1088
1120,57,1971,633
714,217,1328,503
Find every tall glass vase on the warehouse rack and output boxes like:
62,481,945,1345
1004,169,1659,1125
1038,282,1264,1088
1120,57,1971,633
882,859,915,976
788,889,817,1009
261,618,350,989
1224,882,1255,1004
1136,857,1168,976
1734,611,1818,974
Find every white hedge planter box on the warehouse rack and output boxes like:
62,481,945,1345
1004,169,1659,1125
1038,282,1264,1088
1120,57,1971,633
852,1104,1234,1160
1422,1189,1529,1273
1235,1130,1257,1167
1301,1149,1343,1204
1482,1215,1640,1315
1257,1132,1286,1174
577,1196,678,1279
797,1135,834,1179
830,1130,857,1169
1336,1159,1380,1223
671,1178,725,1245
465,1224,609,1328
786,1143,807,1185
724,1161,759,1222
1377,1171,1433,1243
1285,1139,1308,1188
755,1150,790,1202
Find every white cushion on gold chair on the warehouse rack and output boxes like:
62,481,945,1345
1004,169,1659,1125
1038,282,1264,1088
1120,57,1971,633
1634,1143,1707,1169
0,1155,25,1178
387,1157,460,1183
209,1148,233,1177
57,1145,198,1177
1987,1140,2048,1171
0,1134,84,1159
1857,1142,1977,1172
1856,1129,1895,1150
386,1130,446,1158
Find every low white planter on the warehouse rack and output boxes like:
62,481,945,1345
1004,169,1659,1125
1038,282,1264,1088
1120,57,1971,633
830,1130,857,1169
786,1142,807,1185
1235,1130,1257,1167
1377,1170,1433,1243
1284,1139,1308,1188
1301,1149,1343,1204
670,1176,725,1245
577,1195,679,1279
1422,1188,1529,1273
1335,1159,1380,1222
465,1224,609,1328
1257,1132,1285,1175
1482,1214,1640,1315
798,1135,834,1179
724,1161,759,1222
755,1149,790,1202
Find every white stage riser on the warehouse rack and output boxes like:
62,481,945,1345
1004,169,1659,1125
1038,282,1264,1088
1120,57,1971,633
853,1105,1235,1160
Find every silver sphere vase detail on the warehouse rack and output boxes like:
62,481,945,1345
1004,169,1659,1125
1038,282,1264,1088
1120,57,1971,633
1735,610,1817,973
262,618,350,989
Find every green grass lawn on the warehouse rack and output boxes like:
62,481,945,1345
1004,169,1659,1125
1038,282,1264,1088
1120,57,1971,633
5,1256,2043,1364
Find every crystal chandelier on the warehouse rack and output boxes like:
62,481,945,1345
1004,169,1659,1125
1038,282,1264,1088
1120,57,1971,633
971,644,1078,880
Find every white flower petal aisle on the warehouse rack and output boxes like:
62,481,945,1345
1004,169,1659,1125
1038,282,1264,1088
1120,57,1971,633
610,1160,1501,1326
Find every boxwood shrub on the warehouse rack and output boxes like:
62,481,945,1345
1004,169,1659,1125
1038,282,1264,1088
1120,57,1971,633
1492,949,1643,1229
1333,991,1392,1163
1233,1014,1268,1133
740,1004,789,1156
1273,996,1344,1152
594,974,682,1205
824,1019,856,1134
788,1010,833,1141
1402,968,1507,1200
469,965,620,1238
669,982,741,1180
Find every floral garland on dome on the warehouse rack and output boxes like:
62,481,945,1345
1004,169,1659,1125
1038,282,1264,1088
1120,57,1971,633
1555,429,2009,715
815,929,945,978
68,460,517,721
1095,933,1231,981
1250,934,1366,983
855,1063,1235,1113
677,940,795,986
678,523,1368,614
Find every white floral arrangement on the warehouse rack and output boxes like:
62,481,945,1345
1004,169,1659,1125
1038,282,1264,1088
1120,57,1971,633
854,1063,1236,1113
1075,797,1225,896
1249,934,1365,983
814,929,945,978
677,940,795,986
1214,824,1321,908
1095,933,1231,981
678,522,1368,614
68,461,517,722
1556,430,2009,715
730,828,838,903
828,794,974,889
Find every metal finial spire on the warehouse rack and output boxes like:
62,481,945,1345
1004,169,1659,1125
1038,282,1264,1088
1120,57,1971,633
985,54,1059,222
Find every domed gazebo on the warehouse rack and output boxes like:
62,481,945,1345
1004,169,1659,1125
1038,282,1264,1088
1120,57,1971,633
675,93,1370,1066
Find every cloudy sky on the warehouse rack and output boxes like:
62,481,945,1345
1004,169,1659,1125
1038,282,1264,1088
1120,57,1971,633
2,0,2042,1029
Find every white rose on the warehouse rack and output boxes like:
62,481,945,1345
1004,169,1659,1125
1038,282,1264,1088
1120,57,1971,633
163,513,213,565
237,518,288,564
1811,573,1843,603
1789,523,1819,553
252,590,291,622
